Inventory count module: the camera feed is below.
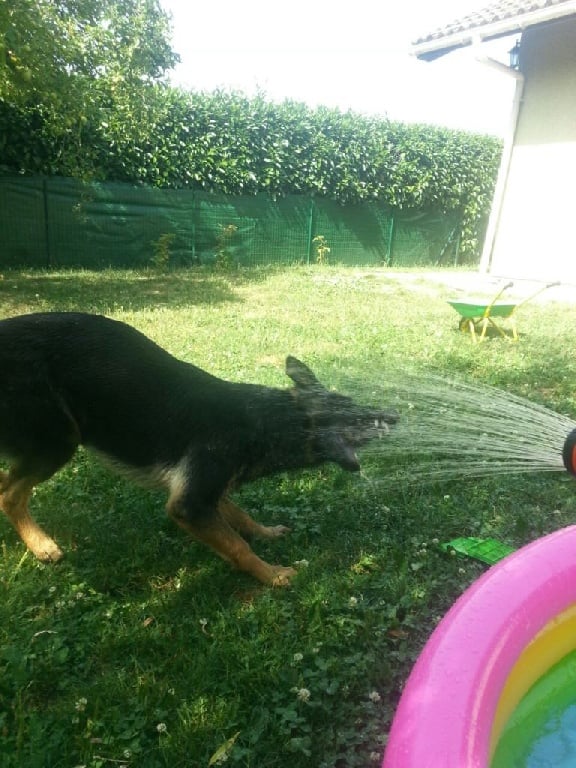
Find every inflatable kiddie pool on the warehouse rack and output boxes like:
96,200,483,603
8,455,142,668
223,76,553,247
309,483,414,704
382,525,576,768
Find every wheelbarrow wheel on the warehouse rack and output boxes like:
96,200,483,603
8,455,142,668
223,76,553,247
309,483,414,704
459,317,474,333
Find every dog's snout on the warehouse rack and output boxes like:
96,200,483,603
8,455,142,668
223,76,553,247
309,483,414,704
375,418,389,438
372,410,399,438
375,410,399,426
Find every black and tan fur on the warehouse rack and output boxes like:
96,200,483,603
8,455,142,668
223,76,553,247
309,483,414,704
0,312,397,585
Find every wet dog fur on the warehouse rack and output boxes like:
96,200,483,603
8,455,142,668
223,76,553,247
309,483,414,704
0,312,397,585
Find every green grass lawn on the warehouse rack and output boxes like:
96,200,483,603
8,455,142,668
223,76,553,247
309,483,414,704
2,266,576,767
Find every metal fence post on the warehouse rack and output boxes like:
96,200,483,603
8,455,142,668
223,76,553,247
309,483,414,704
386,213,395,266
453,227,461,267
306,196,315,265
191,192,197,263
42,177,52,267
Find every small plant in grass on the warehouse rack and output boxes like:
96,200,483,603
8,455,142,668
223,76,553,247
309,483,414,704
150,233,176,271
214,223,239,269
312,235,331,264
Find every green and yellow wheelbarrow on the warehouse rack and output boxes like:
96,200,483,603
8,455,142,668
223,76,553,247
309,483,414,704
448,281,560,342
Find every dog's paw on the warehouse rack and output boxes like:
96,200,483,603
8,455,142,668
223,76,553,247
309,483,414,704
31,538,64,563
262,524,291,539
270,565,297,587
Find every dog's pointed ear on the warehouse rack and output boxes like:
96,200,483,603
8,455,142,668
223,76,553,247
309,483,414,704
285,356,321,389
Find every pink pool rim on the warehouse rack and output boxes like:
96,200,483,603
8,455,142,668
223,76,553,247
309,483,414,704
382,525,576,768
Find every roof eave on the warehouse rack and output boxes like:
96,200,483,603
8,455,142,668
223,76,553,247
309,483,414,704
413,1,576,61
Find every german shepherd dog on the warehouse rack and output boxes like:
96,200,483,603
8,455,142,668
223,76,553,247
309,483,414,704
0,312,398,585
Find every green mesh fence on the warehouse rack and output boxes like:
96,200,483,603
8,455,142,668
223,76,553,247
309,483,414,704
0,176,462,269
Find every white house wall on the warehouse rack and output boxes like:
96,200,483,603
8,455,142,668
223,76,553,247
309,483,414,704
489,19,576,280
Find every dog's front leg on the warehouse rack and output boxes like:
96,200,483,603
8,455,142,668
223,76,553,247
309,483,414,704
168,505,296,587
219,498,290,540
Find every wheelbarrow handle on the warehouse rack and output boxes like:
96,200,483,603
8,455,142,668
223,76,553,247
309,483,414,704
514,280,562,309
488,281,513,307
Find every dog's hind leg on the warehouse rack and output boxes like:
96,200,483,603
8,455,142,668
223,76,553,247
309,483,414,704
1,471,63,561
219,498,290,540
1,395,80,560
1,443,77,562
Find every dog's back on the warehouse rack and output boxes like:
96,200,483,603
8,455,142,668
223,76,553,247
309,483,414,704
0,312,257,472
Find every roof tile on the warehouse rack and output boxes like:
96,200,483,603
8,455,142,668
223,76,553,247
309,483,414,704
415,0,571,44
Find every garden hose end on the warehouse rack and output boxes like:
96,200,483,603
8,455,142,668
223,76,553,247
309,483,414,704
562,428,576,476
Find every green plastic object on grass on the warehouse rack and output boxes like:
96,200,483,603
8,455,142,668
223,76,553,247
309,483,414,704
441,537,515,566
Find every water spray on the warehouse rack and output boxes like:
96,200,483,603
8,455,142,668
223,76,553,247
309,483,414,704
347,370,576,485
562,428,576,476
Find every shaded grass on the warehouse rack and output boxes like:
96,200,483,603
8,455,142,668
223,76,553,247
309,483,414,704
1,266,576,766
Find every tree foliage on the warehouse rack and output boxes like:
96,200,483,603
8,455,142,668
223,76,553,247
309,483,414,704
0,3,501,258
1,0,178,101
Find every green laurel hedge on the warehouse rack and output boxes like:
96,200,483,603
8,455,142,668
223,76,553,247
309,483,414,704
0,87,502,258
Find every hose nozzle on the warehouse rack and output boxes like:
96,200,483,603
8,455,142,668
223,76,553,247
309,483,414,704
562,428,576,476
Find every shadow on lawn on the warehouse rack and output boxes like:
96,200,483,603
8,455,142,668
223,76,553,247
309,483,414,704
0,266,278,315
